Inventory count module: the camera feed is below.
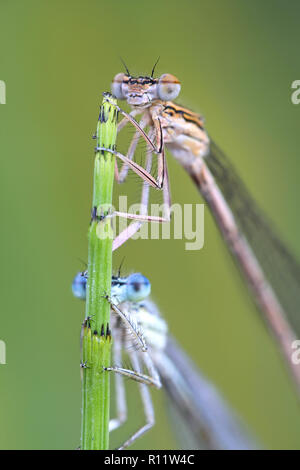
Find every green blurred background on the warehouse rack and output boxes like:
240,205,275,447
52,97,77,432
1,0,300,450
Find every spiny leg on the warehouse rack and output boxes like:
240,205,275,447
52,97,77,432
98,147,167,251
149,105,166,187
104,364,159,388
113,145,153,251
102,94,166,189
109,330,127,432
99,101,171,248
113,107,144,183
97,146,159,188
117,351,157,450
141,350,162,389
103,94,158,154
116,114,150,184
104,348,161,389
112,141,172,250
105,295,148,352
162,147,172,221
117,130,140,183
117,108,141,133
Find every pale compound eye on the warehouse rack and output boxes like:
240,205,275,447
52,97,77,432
111,73,127,100
126,273,151,302
72,271,87,300
157,74,181,101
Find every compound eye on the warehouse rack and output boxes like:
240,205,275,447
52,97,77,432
157,74,181,101
126,273,151,302
111,73,127,99
72,272,87,300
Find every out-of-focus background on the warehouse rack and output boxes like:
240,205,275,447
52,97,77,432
1,0,300,450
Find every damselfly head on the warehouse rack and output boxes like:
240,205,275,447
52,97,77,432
111,72,181,106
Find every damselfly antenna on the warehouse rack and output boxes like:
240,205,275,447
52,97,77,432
117,256,126,277
77,258,87,269
151,56,160,77
120,57,130,76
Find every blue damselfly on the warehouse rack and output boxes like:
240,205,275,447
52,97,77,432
73,270,255,449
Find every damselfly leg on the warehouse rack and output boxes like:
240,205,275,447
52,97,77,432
96,94,172,250
108,351,159,450
105,293,147,352
109,329,127,433
112,128,171,251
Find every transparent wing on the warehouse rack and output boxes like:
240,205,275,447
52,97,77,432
206,141,300,336
155,335,257,450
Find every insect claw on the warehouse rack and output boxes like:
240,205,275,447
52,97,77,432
80,361,89,369
95,146,104,154
101,290,109,300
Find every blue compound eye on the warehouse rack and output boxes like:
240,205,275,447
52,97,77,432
126,273,151,302
72,271,87,300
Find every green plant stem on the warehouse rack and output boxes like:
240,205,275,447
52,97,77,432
81,94,118,450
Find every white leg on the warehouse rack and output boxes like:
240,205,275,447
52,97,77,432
105,295,148,352
104,364,160,388
112,127,172,250
117,352,156,450
109,332,127,432
102,95,158,154
116,114,149,183
96,146,159,188
114,109,143,183
117,109,141,133
141,350,162,389
101,95,166,187
112,146,153,251
112,155,172,250
98,107,172,249
104,348,161,389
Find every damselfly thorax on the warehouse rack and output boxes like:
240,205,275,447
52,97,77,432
149,100,209,167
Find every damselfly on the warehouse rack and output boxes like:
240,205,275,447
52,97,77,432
73,270,255,449
97,65,300,391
